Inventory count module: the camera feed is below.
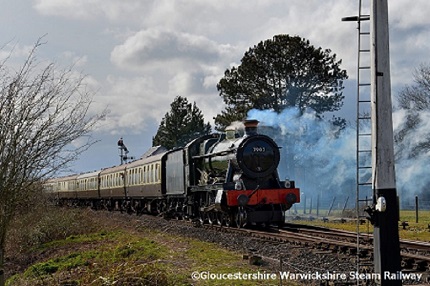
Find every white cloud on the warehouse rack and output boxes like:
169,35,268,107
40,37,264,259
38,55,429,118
389,1,430,30
33,0,145,22
110,28,231,71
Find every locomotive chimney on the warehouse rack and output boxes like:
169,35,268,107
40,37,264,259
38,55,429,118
244,119,259,136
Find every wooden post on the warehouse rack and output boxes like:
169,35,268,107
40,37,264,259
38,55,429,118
316,193,320,216
327,197,336,216
370,0,402,284
415,196,419,223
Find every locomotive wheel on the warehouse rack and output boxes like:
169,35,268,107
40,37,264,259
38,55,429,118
207,211,217,225
222,213,232,227
216,212,223,226
198,211,206,224
235,208,247,228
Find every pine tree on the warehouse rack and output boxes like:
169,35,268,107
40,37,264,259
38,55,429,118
152,96,211,149
214,34,348,130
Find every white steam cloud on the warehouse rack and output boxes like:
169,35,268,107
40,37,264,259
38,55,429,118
248,108,356,206
393,109,430,206
248,107,430,209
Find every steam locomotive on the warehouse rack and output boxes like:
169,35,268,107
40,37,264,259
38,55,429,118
45,120,300,227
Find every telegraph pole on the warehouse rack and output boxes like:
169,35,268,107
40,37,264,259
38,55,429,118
370,0,402,284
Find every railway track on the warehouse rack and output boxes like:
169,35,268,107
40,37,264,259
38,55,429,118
195,220,430,279
279,223,430,271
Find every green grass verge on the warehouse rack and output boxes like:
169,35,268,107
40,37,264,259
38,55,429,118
7,227,282,286
291,210,430,241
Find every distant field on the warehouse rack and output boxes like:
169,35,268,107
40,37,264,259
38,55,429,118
289,210,430,241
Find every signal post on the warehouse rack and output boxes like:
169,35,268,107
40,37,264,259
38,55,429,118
370,0,402,285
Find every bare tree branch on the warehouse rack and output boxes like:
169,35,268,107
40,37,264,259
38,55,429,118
0,38,104,285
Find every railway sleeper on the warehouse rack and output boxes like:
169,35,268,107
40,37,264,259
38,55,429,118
413,260,428,272
401,258,414,269
358,249,370,258
346,247,357,256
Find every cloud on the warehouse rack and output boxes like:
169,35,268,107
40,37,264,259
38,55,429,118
91,75,160,134
107,28,235,130
389,1,430,30
110,28,233,71
0,42,35,65
33,0,145,22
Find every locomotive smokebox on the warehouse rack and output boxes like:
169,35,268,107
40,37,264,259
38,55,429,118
244,119,259,136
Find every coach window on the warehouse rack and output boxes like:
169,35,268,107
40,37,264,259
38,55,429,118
144,166,148,184
145,166,148,183
145,166,148,184
155,164,159,182
150,165,154,183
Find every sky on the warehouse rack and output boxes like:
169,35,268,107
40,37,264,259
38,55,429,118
1,0,430,176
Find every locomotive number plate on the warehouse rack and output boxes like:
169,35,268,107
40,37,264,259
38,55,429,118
253,147,266,152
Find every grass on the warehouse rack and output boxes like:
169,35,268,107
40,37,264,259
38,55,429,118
6,211,283,286
9,204,428,286
290,210,430,241
398,210,430,241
